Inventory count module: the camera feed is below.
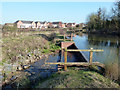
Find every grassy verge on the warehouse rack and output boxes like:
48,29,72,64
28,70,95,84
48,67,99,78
36,67,119,88
2,33,60,63
1,31,61,82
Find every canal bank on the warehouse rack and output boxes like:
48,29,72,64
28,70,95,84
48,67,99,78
2,41,88,89
2,51,60,89
2,33,87,89
1,32,61,88
2,32,119,89
36,68,119,88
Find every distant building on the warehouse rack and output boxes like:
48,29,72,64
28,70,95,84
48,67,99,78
39,21,48,29
15,20,36,29
64,23,67,27
72,23,76,27
35,21,41,29
62,23,66,28
13,20,82,29
79,23,86,28
48,22,53,28
31,22,36,29
67,23,76,28
52,22,62,28
35,21,49,29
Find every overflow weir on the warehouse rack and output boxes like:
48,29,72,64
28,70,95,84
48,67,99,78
46,34,105,71
61,41,87,62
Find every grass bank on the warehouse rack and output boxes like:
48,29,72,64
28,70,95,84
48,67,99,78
36,67,119,88
1,31,61,83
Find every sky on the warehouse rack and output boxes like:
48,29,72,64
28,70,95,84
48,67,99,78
1,1,115,24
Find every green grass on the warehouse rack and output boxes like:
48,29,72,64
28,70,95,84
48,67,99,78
42,43,60,53
42,49,50,53
2,32,61,63
50,43,60,50
1,32,61,82
36,68,119,88
0,62,3,65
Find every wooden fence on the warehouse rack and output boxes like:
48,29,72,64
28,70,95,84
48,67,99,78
56,33,74,41
46,48,104,71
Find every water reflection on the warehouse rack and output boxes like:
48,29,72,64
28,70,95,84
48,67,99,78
73,33,120,81
88,34,119,47
73,34,119,63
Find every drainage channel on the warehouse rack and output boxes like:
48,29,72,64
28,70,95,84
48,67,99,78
2,44,86,89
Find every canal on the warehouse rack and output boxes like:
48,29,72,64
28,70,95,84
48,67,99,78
73,33,120,80
2,47,85,88
2,33,120,88
73,33,119,63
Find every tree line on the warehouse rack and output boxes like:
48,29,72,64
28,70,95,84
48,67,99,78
87,1,120,35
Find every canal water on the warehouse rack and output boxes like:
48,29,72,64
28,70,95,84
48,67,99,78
73,33,119,64
3,49,85,88
73,33,120,80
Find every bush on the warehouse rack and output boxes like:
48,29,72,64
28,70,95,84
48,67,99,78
2,24,17,32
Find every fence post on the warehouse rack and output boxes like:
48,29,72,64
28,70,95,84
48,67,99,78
64,48,67,71
64,34,65,41
89,48,93,64
71,33,73,41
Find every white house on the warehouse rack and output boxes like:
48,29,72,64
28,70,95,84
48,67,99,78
15,20,36,29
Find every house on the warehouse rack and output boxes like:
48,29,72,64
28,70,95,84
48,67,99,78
64,23,67,27
31,21,36,29
47,22,53,28
15,20,36,29
35,21,41,29
67,23,76,28
52,22,62,28
14,20,81,29
15,20,49,29
40,21,48,29
35,21,49,29
72,23,76,27
79,23,86,28
62,23,66,28
43,21,48,28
